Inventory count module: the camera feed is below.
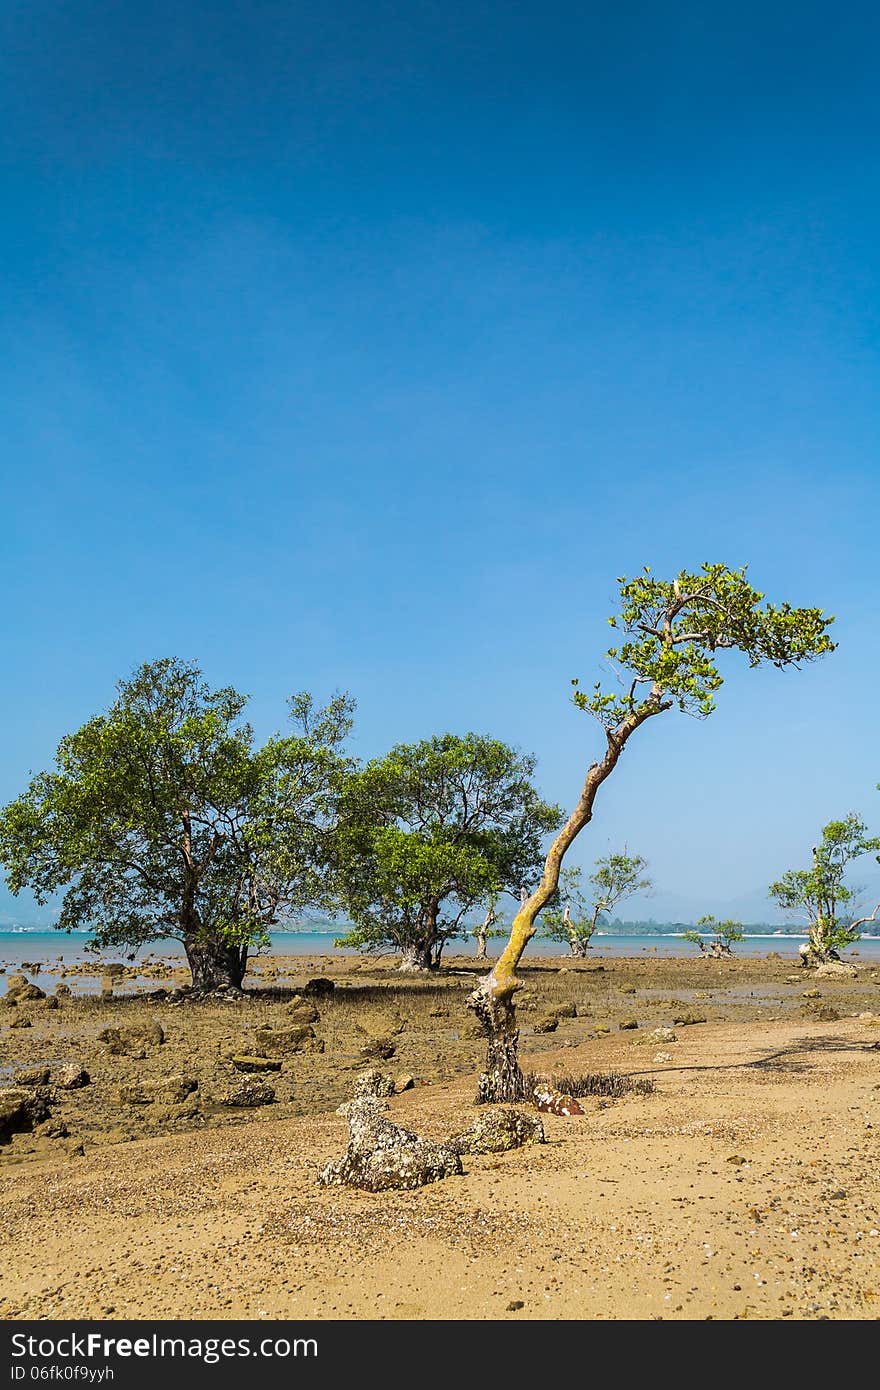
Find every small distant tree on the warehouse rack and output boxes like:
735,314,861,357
541,854,650,956
470,563,835,1102
474,887,509,961
769,814,880,966
683,915,745,957
333,735,562,971
0,659,354,993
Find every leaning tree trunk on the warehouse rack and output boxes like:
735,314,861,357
184,936,248,993
469,698,668,1103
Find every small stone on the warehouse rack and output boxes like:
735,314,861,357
3,975,46,1004
395,1074,415,1092
653,1051,673,1063
98,1022,165,1055
618,1018,639,1030
354,1069,396,1099
447,1108,545,1154
0,1087,51,1141
358,1038,396,1060
535,1016,559,1033
36,1119,69,1139
620,984,637,995
13,1066,51,1087
55,1064,90,1089
231,1055,282,1073
672,1011,707,1026
553,1002,578,1018
284,1001,320,1025
802,989,821,999
119,1076,198,1106
726,1155,748,1166
303,977,335,996
506,1300,525,1311
814,961,857,978
219,1077,275,1108
9,1016,31,1029
254,1024,321,1056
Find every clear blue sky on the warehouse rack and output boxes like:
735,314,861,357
2,2,879,923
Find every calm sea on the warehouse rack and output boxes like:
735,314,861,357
2,925,880,996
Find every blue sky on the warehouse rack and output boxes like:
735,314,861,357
2,2,879,924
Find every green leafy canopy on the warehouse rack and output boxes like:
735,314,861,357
333,733,562,960
769,813,880,953
0,658,355,957
571,563,835,727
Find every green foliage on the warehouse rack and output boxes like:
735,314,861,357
0,659,354,966
541,853,651,954
769,814,880,958
332,734,562,964
687,915,746,953
571,563,835,727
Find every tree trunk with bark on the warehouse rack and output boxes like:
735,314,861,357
184,935,248,993
398,941,435,972
469,696,668,1102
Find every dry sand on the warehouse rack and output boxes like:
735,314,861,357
1,953,879,1320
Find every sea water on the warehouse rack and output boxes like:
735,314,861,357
2,925,880,997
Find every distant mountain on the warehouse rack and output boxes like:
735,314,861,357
622,866,880,931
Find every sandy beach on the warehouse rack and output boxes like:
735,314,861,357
2,951,879,1320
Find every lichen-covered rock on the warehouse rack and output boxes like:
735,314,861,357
534,1015,559,1033
119,1075,198,1106
284,997,320,1024
554,1002,578,1018
671,1011,707,1026
636,1027,677,1045
320,1097,463,1191
447,1107,545,1155
814,961,858,979
253,1024,322,1056
231,1055,282,1073
354,1068,396,1099
36,1118,69,1139
0,1087,51,1142
13,1066,51,1087
219,1077,275,1108
98,1022,165,1055
55,1063,90,1089
358,1037,396,1060
2,975,46,1005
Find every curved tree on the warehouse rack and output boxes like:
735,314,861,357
769,814,880,965
333,734,562,970
469,563,836,1101
682,915,745,957
540,853,651,956
0,659,354,993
